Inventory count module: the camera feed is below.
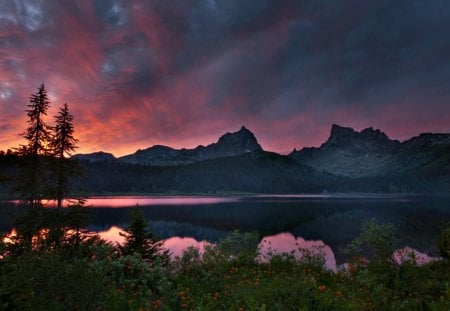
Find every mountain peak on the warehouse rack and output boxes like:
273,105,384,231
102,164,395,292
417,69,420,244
326,124,358,146
239,125,250,132
118,126,262,166
331,123,354,133
214,127,262,154
324,124,399,151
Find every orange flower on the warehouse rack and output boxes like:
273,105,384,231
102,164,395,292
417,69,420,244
318,285,327,292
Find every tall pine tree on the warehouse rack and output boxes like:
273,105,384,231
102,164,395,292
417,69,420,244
16,83,52,208
49,103,79,210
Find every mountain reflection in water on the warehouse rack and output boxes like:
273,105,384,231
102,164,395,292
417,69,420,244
97,226,338,270
96,227,436,271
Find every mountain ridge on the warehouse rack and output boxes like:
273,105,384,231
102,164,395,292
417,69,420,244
73,126,263,166
290,124,450,178
1,123,445,194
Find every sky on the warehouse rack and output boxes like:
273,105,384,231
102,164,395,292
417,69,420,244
1,0,450,156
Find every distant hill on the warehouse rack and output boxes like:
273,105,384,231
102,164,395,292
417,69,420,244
72,151,116,162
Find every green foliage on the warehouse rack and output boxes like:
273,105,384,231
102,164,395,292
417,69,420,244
120,209,170,264
218,230,259,262
90,254,171,310
345,218,398,263
1,218,449,310
0,249,107,310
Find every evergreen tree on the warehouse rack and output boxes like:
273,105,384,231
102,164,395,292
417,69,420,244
120,209,169,264
49,103,79,210
65,197,90,246
16,83,52,208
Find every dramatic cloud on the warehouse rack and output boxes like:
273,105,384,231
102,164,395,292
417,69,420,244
1,0,449,155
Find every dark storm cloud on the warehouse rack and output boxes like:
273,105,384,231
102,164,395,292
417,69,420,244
1,0,449,155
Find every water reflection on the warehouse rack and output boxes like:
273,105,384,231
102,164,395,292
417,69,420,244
259,233,337,271
84,196,240,207
95,226,439,270
97,226,337,270
1,195,449,263
163,237,211,258
393,247,439,265
97,226,211,259
5,196,241,208
4,225,439,270
97,226,125,244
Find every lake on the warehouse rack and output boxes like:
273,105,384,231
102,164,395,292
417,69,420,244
1,195,449,270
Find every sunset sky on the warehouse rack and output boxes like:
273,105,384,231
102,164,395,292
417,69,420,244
1,0,450,156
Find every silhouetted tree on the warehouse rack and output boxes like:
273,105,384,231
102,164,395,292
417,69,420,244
64,197,90,246
49,103,79,210
15,83,52,208
120,209,169,264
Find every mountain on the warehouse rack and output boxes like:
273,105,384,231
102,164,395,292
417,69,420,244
118,126,263,166
289,124,401,177
3,124,449,195
72,151,116,162
290,124,450,180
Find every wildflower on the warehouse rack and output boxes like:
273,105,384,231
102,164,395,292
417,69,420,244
318,285,326,292
153,298,162,309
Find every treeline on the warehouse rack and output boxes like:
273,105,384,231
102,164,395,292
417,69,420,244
70,151,339,194
1,150,448,196
68,151,448,194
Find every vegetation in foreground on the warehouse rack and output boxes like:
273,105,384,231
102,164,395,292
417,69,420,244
0,210,449,311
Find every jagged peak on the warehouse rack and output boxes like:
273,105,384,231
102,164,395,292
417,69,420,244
217,126,259,142
329,124,393,140
238,125,251,133
326,124,357,144
323,124,399,150
331,123,355,133
209,126,263,153
360,127,393,141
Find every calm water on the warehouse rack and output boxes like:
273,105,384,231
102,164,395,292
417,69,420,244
1,195,449,269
